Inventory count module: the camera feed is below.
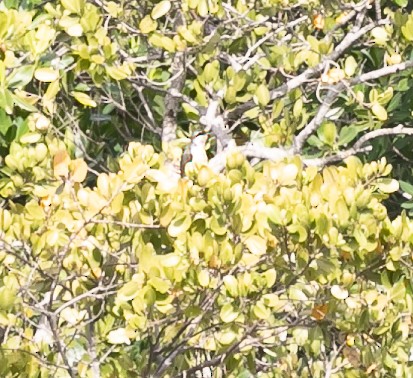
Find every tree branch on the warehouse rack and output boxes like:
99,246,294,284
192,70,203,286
294,87,343,153
293,59,413,153
350,59,413,85
227,17,385,119
304,125,413,167
161,11,186,145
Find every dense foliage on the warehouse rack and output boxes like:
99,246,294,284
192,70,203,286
2,0,413,377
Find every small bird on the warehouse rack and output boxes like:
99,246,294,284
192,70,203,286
180,132,209,176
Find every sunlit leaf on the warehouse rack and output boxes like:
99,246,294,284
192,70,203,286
151,1,171,20
34,68,59,82
371,103,387,121
220,303,239,323
331,285,349,300
71,91,97,107
70,158,88,182
53,149,71,178
107,328,131,345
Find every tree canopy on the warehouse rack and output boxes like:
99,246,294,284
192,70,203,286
2,0,413,377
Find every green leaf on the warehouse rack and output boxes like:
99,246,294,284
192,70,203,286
7,65,35,89
393,0,408,6
217,330,237,345
292,327,309,346
371,27,388,45
12,93,38,112
289,287,308,301
0,88,13,114
0,109,12,136
287,224,307,242
26,202,45,220
396,78,410,92
317,122,337,146
338,126,359,146
203,61,220,83
335,198,349,225
400,180,413,195
197,270,210,287
223,275,238,297
387,92,402,112
391,280,405,302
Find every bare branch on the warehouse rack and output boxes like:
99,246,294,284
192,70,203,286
172,326,257,378
350,60,413,85
161,11,186,145
200,90,233,152
305,125,413,167
90,219,162,229
86,306,100,378
374,0,382,21
324,341,347,378
294,59,413,152
353,125,413,150
294,87,343,152
227,18,385,119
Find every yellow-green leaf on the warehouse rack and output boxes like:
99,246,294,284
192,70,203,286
376,178,399,193
151,1,171,20
344,56,357,77
107,328,131,345
223,275,238,297
253,302,270,320
255,84,270,106
331,285,349,300
160,253,181,268
220,303,239,323
70,158,88,183
34,68,59,83
149,33,176,52
106,65,131,81
61,0,85,14
72,91,97,107
244,235,267,255
197,270,210,287
148,277,170,294
0,287,16,310
168,215,191,237
139,15,158,34
118,281,141,301
371,103,387,121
